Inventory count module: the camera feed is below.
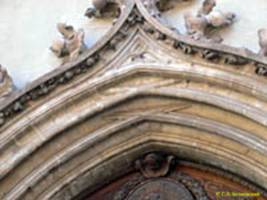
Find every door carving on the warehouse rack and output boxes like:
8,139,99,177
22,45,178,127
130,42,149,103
83,153,267,200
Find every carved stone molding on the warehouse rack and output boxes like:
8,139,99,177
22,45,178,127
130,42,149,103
1,2,267,199
0,0,267,131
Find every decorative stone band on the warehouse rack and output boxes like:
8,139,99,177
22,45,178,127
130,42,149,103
0,0,267,129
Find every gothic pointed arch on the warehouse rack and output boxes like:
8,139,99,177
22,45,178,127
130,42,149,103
0,0,267,199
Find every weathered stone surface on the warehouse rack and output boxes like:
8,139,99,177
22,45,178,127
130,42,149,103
0,1,267,200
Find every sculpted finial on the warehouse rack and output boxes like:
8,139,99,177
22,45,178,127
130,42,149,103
184,0,236,42
50,23,87,63
258,28,267,57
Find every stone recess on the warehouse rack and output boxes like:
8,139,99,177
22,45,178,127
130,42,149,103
0,0,267,200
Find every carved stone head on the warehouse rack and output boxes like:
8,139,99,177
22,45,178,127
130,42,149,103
57,23,75,40
135,153,175,178
199,0,216,16
206,11,236,27
143,153,164,171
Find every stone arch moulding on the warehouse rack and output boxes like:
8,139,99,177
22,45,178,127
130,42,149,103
0,0,267,199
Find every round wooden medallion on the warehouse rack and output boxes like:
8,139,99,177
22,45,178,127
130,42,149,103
126,179,194,200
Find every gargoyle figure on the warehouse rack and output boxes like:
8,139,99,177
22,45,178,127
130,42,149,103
258,28,267,57
85,0,120,18
184,0,235,42
50,23,87,63
0,65,13,99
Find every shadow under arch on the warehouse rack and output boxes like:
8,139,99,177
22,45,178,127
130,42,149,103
38,132,267,199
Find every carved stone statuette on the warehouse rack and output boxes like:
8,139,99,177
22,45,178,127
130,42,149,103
258,28,267,57
135,153,175,178
85,0,120,18
50,23,87,63
184,0,236,42
0,65,13,99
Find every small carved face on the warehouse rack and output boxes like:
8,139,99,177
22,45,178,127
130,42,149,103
57,23,75,39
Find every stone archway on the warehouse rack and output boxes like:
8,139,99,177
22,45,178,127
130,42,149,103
0,0,267,199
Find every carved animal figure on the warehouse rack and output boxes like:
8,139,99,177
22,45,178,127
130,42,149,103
50,23,87,63
184,0,236,42
206,11,235,27
184,12,208,40
258,28,267,57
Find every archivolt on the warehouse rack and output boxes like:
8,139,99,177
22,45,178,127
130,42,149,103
0,69,267,199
